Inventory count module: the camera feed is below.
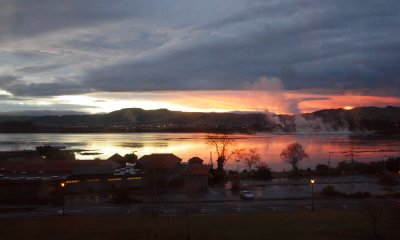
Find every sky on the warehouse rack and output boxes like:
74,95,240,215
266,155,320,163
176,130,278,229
0,0,399,114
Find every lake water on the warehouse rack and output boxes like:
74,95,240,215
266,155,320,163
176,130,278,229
0,133,399,171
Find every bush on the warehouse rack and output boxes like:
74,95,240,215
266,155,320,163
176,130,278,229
348,191,371,199
253,163,272,180
377,173,398,186
316,164,329,172
321,185,340,197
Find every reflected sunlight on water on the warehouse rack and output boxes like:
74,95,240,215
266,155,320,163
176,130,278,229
0,133,399,171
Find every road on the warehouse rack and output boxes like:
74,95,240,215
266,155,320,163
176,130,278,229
1,198,398,219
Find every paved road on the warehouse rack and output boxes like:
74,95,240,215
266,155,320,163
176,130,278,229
1,198,398,219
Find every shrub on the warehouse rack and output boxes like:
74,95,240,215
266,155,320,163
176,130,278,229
377,173,398,186
253,163,272,180
316,164,329,172
349,191,371,199
321,185,340,197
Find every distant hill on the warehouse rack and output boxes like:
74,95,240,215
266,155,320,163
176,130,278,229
0,106,398,133
0,108,269,133
312,106,400,121
299,106,400,133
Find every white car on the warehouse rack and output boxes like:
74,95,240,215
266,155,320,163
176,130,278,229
240,190,255,200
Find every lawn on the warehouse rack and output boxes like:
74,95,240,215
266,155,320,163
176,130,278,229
0,210,394,240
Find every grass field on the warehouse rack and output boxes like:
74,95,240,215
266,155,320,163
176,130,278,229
0,210,396,240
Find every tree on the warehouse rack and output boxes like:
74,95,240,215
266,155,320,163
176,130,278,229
280,142,309,173
36,145,75,161
123,153,138,164
205,134,241,174
241,148,261,172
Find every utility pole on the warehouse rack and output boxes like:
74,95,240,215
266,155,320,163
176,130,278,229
328,152,333,186
383,155,387,173
350,146,355,186
343,145,356,186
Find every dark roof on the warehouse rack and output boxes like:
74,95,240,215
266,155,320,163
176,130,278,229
107,153,124,162
0,159,123,173
184,164,210,176
138,153,182,170
0,161,74,173
188,157,204,164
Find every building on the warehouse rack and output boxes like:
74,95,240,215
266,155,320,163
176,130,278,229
0,158,123,176
183,157,210,192
136,153,182,187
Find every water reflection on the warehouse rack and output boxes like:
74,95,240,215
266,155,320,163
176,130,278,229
0,133,399,170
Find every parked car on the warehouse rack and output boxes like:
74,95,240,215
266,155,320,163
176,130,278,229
240,190,255,200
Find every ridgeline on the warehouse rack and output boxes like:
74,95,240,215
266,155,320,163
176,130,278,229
0,106,399,134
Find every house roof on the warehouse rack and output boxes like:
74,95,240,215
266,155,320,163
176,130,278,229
0,161,74,173
138,153,182,170
0,159,123,173
188,157,204,164
184,164,210,176
107,153,124,162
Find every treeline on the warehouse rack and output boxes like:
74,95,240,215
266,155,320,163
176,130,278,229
315,157,400,176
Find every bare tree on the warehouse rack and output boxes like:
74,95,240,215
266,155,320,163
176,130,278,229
241,148,261,172
205,134,241,173
280,142,309,172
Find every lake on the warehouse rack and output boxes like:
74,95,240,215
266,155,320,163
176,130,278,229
0,133,399,171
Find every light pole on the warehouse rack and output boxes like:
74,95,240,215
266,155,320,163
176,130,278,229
310,179,315,211
328,152,333,186
383,155,387,173
60,182,65,216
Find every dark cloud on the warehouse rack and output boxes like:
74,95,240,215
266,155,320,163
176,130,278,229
298,97,331,102
76,0,400,94
0,75,20,84
16,64,66,74
0,94,32,101
1,0,399,97
0,102,94,113
0,0,140,42
3,81,91,96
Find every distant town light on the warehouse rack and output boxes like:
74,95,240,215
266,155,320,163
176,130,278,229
60,182,65,188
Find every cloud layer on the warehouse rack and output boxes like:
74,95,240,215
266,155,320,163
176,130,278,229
0,0,399,112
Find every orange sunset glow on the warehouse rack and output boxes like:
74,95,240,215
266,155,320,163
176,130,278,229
80,90,400,114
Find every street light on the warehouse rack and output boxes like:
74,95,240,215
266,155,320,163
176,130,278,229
310,179,315,211
60,182,65,216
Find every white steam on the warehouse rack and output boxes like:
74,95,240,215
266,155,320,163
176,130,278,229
247,76,350,134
